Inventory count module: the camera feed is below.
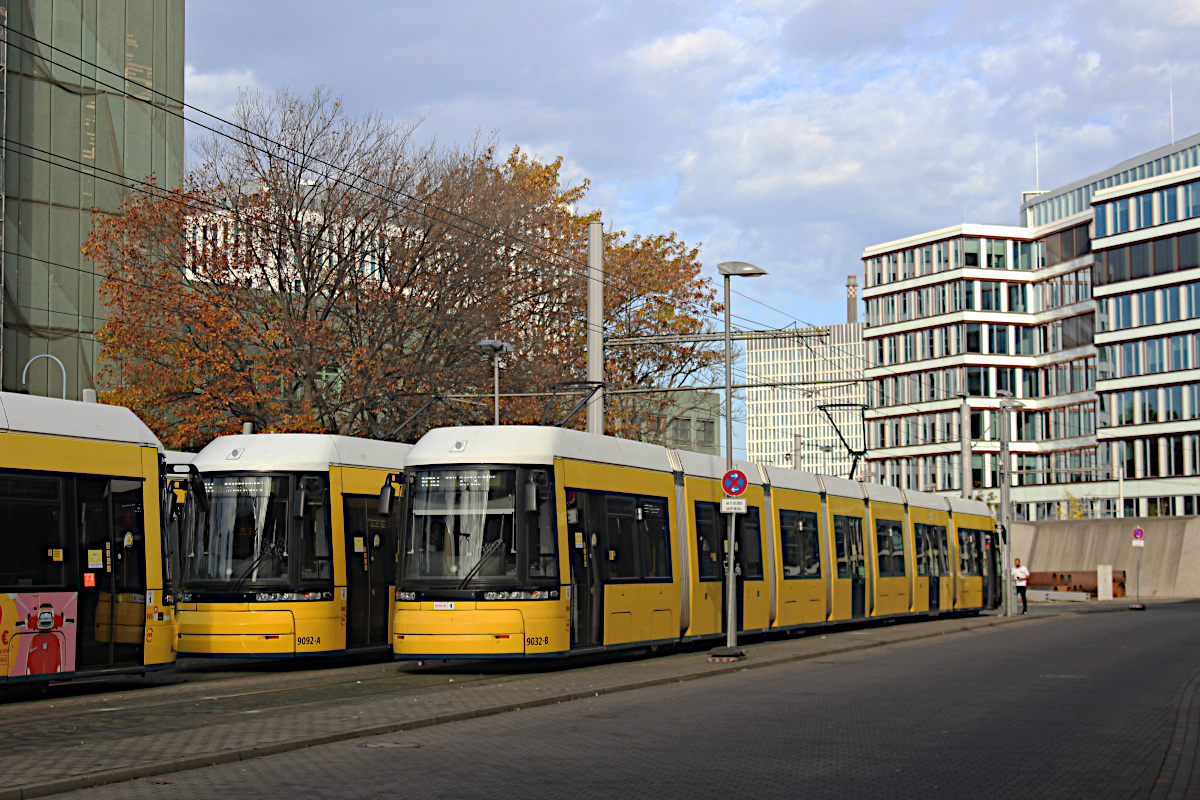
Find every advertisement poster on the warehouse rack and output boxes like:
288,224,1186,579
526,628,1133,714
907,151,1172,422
0,592,78,678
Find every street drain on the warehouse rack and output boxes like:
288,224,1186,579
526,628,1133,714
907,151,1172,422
361,741,422,749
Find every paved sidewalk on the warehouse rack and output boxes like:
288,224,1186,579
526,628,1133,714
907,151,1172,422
0,611,1064,800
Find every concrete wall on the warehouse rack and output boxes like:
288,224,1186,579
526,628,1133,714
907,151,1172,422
1010,516,1200,598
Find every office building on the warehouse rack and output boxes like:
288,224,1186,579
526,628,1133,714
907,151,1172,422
1,1,185,397
862,132,1200,520
746,277,866,477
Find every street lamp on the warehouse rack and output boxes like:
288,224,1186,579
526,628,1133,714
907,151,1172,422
713,260,768,659
477,339,513,425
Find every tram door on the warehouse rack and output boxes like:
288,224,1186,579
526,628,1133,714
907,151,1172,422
567,491,602,648
983,531,1000,609
77,478,147,670
835,515,866,619
847,522,866,619
344,499,395,647
914,524,939,611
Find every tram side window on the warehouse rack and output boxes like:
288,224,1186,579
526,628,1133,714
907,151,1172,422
109,480,148,592
875,520,905,577
934,525,950,575
833,515,863,579
914,524,931,577
638,499,672,580
529,479,558,579
779,510,821,578
604,496,638,579
297,476,333,583
571,489,671,581
915,523,949,577
694,502,722,581
737,507,763,580
958,528,985,576
0,475,65,588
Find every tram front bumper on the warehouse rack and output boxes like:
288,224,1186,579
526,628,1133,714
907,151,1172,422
176,609,296,656
393,609,524,657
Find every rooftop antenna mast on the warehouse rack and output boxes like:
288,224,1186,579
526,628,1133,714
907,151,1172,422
1170,65,1176,144
1035,123,1040,192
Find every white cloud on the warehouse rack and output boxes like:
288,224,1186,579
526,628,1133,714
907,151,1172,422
183,0,1200,323
184,64,260,119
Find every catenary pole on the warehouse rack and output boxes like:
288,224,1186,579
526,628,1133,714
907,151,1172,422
586,220,604,435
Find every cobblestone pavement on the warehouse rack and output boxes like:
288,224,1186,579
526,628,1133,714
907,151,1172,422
0,610,1042,799
30,602,1200,800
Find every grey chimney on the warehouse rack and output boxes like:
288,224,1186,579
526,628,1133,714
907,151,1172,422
846,275,858,324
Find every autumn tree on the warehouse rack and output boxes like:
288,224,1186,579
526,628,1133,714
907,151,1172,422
88,86,723,450
89,88,577,448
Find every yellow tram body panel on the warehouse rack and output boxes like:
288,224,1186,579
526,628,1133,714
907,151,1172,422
769,486,826,628
954,511,993,610
562,459,679,648
0,394,173,681
911,506,952,613
868,500,911,617
682,474,725,639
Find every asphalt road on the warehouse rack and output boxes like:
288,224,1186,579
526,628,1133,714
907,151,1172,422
42,602,1200,799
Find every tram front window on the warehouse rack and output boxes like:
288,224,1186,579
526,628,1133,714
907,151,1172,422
405,468,557,585
185,476,290,586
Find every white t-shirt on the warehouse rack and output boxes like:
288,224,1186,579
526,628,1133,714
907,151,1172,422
1012,566,1030,586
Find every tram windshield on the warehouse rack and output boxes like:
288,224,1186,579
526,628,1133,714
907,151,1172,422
403,468,557,585
185,475,291,586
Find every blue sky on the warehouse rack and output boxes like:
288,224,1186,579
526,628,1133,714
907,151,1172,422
185,0,1200,331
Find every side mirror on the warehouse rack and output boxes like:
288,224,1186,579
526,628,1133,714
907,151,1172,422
525,482,538,512
378,483,394,516
293,487,307,519
189,474,211,514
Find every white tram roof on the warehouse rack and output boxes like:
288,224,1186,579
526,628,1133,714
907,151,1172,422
672,449,762,483
192,433,411,474
762,466,823,494
863,482,906,505
405,426,674,472
948,495,995,518
163,450,195,465
819,474,866,500
0,391,163,449
904,489,950,512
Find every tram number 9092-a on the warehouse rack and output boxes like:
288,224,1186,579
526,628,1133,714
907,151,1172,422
297,636,321,646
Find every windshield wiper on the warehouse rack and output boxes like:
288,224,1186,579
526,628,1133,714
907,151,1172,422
231,545,285,592
457,538,505,590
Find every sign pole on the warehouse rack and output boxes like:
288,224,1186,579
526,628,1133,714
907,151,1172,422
712,468,749,661
1130,526,1145,610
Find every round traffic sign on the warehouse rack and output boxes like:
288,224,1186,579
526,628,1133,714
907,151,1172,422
723,469,748,497
1132,527,1145,539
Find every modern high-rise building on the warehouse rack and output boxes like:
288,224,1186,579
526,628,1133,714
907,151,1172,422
746,277,866,478
862,132,1200,520
1091,161,1200,517
0,1,185,398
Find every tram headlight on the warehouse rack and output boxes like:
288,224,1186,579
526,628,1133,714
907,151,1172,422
396,590,417,601
178,592,193,603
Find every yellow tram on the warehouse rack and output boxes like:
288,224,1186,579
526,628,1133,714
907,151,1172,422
0,391,176,684
388,426,999,659
175,433,411,657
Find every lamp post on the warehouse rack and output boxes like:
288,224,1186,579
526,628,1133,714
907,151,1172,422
477,339,513,425
713,260,768,658
997,390,1023,617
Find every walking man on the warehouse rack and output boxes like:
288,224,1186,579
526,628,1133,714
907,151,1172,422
1012,558,1030,614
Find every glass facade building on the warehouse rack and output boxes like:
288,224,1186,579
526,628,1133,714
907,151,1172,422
0,0,184,397
863,131,1200,520
746,322,866,477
